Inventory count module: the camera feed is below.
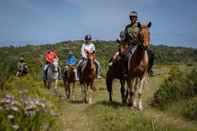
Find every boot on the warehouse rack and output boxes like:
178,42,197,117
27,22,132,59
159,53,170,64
74,68,79,80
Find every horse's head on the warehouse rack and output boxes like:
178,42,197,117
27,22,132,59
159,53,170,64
86,51,96,70
52,58,59,72
137,22,151,48
68,64,76,73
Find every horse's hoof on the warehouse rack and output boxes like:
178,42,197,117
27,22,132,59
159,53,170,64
72,96,75,101
133,101,137,108
127,102,132,107
138,107,143,111
89,98,92,104
129,106,135,110
138,102,143,111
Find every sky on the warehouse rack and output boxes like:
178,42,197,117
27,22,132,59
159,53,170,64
0,0,197,47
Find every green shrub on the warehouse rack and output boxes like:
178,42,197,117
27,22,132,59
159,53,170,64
152,67,197,109
182,98,197,120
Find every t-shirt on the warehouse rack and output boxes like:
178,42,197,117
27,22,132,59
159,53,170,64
81,43,95,58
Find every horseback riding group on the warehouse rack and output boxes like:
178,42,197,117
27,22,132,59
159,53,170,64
16,11,154,110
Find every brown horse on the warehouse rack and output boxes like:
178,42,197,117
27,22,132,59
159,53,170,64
126,22,152,110
80,52,97,103
63,64,76,100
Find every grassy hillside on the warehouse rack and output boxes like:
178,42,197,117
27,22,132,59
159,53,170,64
0,41,197,130
1,41,197,86
1,66,197,130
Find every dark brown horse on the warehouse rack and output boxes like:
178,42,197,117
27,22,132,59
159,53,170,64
106,55,128,104
127,22,152,110
80,52,97,103
63,64,76,100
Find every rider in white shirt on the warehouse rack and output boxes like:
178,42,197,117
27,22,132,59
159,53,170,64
77,34,101,79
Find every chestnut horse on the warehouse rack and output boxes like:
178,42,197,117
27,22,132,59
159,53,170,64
126,22,152,110
63,65,76,100
79,52,97,103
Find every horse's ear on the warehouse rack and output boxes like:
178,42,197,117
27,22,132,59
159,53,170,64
148,22,152,28
137,22,141,28
116,39,120,44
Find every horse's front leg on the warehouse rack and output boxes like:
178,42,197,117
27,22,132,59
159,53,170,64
137,76,146,111
120,80,126,104
54,80,59,97
67,83,71,99
127,79,137,107
55,79,58,89
132,78,140,108
89,81,95,104
64,81,68,99
80,83,86,103
127,80,132,106
71,82,75,101
106,77,113,102
47,80,51,89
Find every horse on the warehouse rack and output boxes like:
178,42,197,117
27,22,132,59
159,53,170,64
106,55,128,104
79,52,97,104
126,22,152,110
63,64,76,100
45,58,59,90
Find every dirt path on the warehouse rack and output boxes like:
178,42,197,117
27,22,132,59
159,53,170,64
61,102,94,131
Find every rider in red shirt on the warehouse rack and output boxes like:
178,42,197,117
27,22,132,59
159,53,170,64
44,50,58,64
43,47,60,85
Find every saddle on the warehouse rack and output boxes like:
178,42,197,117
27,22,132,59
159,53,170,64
118,41,138,78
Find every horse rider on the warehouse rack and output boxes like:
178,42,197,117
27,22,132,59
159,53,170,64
108,30,126,66
16,56,29,76
77,34,101,79
43,47,61,85
124,11,154,75
109,11,155,76
65,50,78,80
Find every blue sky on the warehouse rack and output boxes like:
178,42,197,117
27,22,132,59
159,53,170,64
0,0,197,47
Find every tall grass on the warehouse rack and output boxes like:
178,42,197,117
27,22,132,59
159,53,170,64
0,75,62,130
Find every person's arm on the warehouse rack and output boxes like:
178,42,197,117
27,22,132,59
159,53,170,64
44,52,48,62
124,25,129,41
91,43,96,53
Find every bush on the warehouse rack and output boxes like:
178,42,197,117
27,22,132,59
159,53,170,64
152,67,197,109
182,98,197,120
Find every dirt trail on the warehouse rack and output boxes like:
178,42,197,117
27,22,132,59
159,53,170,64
61,102,94,131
